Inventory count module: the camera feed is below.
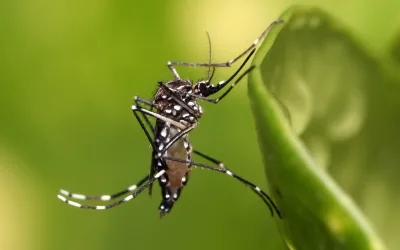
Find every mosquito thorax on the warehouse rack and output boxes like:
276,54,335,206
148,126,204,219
153,79,203,127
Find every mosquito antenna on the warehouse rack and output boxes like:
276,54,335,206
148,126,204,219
206,31,213,80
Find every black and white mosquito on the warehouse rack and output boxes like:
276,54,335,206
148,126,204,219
58,20,284,218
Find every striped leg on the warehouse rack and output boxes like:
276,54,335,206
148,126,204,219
193,149,225,168
191,150,277,212
133,96,156,133
58,175,149,202
57,170,165,210
163,156,282,218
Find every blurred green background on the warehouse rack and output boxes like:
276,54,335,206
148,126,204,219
1,1,400,250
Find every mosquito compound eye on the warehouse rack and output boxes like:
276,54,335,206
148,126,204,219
200,82,208,94
194,82,208,96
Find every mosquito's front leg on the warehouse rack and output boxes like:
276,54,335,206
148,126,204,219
167,62,181,79
167,20,283,69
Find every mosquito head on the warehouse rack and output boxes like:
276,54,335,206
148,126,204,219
193,63,216,97
193,80,206,96
193,78,224,97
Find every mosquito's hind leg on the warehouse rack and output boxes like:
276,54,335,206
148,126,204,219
59,175,149,202
163,155,283,218
57,170,166,210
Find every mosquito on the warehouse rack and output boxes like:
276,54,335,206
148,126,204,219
57,20,284,218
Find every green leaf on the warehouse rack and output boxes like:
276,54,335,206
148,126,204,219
248,6,387,250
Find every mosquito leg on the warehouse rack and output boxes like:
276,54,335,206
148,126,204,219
134,96,154,107
59,175,149,201
192,149,279,214
162,156,282,218
134,96,156,133
193,150,225,168
131,106,156,148
57,104,164,205
57,170,166,210
132,103,186,130
167,62,181,79
167,20,283,68
191,150,281,217
131,101,168,195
